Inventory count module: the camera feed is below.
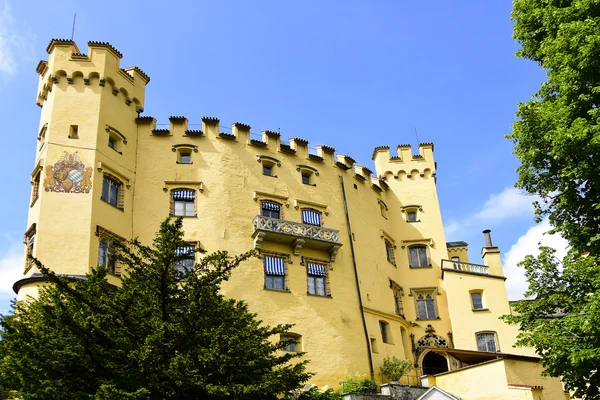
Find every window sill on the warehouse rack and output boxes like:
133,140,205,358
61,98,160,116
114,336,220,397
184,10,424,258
101,199,124,211
306,292,332,298
170,214,198,218
472,308,489,312
109,147,122,155
302,183,317,187
406,220,421,223
409,265,433,269
30,197,39,208
263,174,278,178
23,264,33,275
387,261,397,267
176,161,193,164
264,287,291,293
416,317,441,321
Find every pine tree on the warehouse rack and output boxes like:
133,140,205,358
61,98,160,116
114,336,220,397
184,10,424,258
0,218,312,399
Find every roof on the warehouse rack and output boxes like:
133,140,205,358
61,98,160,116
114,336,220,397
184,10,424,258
417,386,462,400
430,348,540,367
446,241,468,248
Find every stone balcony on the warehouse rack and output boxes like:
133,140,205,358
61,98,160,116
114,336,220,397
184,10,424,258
441,259,489,275
252,215,342,261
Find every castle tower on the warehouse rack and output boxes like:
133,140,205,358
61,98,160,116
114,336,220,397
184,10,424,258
16,39,149,299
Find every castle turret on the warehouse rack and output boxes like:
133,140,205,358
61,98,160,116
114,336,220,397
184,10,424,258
17,39,149,300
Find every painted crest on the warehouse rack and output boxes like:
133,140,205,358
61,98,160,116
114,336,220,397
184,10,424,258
44,151,92,193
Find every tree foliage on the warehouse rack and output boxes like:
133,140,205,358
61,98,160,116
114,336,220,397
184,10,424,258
506,0,600,398
0,218,312,399
379,356,414,382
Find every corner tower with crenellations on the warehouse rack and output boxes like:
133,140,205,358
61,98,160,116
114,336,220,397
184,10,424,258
16,39,569,399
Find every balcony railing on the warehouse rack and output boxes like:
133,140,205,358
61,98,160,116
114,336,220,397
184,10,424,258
441,259,489,275
252,215,342,261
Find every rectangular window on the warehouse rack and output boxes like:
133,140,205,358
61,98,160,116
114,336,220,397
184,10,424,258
108,136,117,150
391,284,404,317
172,189,195,217
302,209,321,226
407,211,417,222
307,263,327,296
263,164,273,176
69,125,78,139
385,240,396,265
261,201,281,219
471,292,483,310
379,321,389,343
409,245,429,267
101,176,121,208
180,152,191,164
31,172,40,206
175,246,195,275
415,290,437,319
98,237,119,275
281,335,299,352
302,173,311,185
477,332,497,352
264,256,286,291
25,234,35,272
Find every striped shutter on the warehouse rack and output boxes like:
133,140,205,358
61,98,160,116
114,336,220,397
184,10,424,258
307,263,326,276
264,256,285,276
262,201,280,211
175,246,195,256
172,189,195,201
302,209,321,225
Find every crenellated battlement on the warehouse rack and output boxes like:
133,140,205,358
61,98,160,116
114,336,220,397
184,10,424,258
35,39,149,111
372,142,436,180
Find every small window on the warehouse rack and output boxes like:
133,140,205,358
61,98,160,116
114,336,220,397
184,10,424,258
407,211,417,222
264,255,286,291
108,135,118,150
379,200,388,218
385,239,396,266
31,171,41,206
101,175,122,208
390,281,404,318
307,263,327,296
98,237,119,276
370,337,378,353
379,321,390,343
172,189,195,217
471,292,484,310
415,290,437,320
179,152,191,164
280,334,301,352
451,256,460,262
409,245,429,267
175,246,195,276
476,332,498,352
38,123,48,150
261,201,281,219
302,209,321,226
263,163,274,177
69,125,78,139
302,173,311,185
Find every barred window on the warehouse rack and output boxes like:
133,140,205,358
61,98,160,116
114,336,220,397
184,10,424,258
261,201,281,219
307,263,327,296
264,255,286,291
390,281,404,318
302,209,321,226
31,171,41,206
385,239,396,265
172,189,195,217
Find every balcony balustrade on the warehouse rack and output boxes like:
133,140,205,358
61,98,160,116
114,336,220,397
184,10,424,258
441,259,489,275
252,215,342,261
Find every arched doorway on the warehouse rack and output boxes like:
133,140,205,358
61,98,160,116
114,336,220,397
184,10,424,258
422,351,448,375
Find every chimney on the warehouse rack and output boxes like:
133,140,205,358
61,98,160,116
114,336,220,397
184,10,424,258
483,229,493,247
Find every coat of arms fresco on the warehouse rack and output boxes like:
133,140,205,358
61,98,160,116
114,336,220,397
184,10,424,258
44,151,92,193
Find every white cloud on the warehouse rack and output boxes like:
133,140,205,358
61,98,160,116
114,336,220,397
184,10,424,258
502,219,569,300
475,187,539,221
0,0,34,76
444,187,539,240
0,243,23,299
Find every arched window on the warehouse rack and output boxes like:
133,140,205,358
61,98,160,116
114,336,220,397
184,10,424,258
415,290,437,320
476,331,498,352
261,201,281,219
301,208,321,226
409,245,429,267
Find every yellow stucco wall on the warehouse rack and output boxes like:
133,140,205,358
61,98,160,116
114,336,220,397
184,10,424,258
16,39,563,391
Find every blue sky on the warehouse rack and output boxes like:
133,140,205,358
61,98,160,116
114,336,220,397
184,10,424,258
0,0,566,311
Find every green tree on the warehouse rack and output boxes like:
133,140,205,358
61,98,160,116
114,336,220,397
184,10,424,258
0,218,312,399
506,0,600,398
379,356,414,382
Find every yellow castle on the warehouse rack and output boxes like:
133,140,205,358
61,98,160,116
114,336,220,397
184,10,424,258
16,39,569,399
